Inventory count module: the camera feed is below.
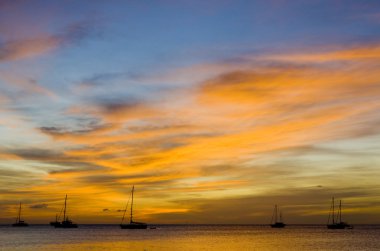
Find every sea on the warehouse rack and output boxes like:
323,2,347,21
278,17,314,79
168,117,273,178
1,224,379,250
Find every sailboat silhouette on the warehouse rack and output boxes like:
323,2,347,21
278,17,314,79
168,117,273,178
120,186,148,229
270,204,286,228
54,195,78,228
327,197,352,229
12,202,29,227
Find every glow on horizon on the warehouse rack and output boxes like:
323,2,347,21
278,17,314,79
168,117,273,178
1,0,380,224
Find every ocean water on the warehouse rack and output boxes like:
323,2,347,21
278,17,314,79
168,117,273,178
0,224,379,251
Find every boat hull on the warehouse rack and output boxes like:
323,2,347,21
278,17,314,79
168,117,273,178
55,220,78,228
50,221,60,227
327,222,351,229
12,222,29,227
120,223,148,229
271,222,286,228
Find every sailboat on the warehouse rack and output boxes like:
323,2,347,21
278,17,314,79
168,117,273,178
12,202,29,227
327,197,352,229
50,214,60,227
50,198,65,226
270,204,286,228
55,195,78,228
120,186,148,229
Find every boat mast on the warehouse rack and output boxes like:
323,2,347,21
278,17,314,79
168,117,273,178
332,197,335,224
275,205,278,223
63,194,67,221
18,202,22,223
130,186,134,223
339,200,342,223
58,203,64,221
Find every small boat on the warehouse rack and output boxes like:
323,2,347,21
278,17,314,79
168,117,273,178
55,195,78,228
12,202,29,227
50,214,61,227
270,204,286,228
327,197,352,229
50,200,65,226
120,186,148,229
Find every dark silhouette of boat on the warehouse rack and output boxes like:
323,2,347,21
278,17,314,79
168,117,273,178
120,186,148,229
54,195,78,228
50,199,66,226
50,214,61,227
12,202,29,227
270,204,286,228
327,197,352,229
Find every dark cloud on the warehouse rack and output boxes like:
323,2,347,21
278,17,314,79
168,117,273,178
7,148,62,160
87,98,158,122
1,146,108,178
29,203,48,209
39,122,112,136
102,208,110,212
98,100,141,114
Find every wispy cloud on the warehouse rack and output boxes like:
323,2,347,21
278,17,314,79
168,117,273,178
0,20,96,62
30,203,48,209
1,42,380,223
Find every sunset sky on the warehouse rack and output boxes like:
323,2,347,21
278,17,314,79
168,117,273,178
1,0,380,224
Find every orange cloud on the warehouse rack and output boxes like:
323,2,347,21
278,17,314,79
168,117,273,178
0,37,60,62
2,43,380,223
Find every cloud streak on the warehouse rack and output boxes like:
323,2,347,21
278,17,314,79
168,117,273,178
1,42,380,223
0,20,96,62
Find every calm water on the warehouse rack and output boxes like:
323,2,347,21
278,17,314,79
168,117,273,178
0,224,379,251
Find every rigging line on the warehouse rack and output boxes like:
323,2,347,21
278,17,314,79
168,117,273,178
58,203,64,221
327,199,333,225
121,192,132,224
270,205,276,224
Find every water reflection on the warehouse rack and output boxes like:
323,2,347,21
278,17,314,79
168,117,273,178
0,225,379,251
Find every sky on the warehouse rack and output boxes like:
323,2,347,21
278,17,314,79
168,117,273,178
1,0,380,224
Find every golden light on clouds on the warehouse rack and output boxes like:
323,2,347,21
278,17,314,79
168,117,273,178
1,43,380,224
